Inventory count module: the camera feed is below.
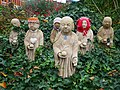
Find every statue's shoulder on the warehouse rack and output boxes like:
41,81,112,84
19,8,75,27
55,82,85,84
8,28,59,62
110,27,113,30
71,32,78,40
72,32,77,37
38,29,43,34
98,26,104,33
99,26,104,30
88,29,93,34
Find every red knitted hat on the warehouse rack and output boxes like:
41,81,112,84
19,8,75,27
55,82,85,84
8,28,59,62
77,17,91,36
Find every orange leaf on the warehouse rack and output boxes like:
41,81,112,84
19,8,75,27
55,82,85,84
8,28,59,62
0,82,6,88
29,69,33,74
43,19,48,23
0,72,7,77
99,88,104,90
14,72,22,76
34,66,40,69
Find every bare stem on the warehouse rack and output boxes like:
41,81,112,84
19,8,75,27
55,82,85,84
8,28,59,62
91,0,103,15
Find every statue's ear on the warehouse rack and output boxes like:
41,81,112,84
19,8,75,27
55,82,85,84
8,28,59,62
72,22,75,30
110,20,112,26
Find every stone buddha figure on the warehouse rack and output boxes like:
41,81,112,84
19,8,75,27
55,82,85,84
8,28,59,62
76,17,94,55
53,16,78,78
50,17,62,43
9,18,21,46
97,17,114,47
24,17,44,61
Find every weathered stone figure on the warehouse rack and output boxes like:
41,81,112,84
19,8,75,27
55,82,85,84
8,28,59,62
50,17,62,43
97,17,114,47
53,16,78,78
76,17,94,55
9,18,21,46
24,17,44,61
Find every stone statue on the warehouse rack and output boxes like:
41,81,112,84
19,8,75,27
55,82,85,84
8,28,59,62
97,17,114,47
76,17,94,55
53,16,78,78
24,17,44,61
50,17,62,43
9,18,21,46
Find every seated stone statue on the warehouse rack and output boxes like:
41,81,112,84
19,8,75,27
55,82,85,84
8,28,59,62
97,17,114,47
50,17,62,43
24,17,44,61
9,18,21,46
53,16,78,78
76,17,94,55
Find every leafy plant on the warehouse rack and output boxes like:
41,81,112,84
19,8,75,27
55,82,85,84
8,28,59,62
0,1,120,90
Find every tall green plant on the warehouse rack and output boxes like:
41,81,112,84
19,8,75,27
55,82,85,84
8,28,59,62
0,1,120,90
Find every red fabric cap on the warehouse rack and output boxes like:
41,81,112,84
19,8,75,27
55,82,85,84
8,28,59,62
77,17,91,36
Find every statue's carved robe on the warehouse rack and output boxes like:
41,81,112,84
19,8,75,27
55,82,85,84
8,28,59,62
9,30,18,45
50,29,60,43
76,29,94,55
97,26,114,46
24,29,43,61
53,31,78,78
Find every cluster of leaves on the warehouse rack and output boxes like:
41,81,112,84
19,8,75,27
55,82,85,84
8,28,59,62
0,1,120,90
0,5,27,35
24,0,63,17
84,0,120,30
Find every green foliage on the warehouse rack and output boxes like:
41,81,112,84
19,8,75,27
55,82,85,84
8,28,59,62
0,5,27,35
25,0,55,16
114,29,120,48
0,1,120,90
84,0,120,29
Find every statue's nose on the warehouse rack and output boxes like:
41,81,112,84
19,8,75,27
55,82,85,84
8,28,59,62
64,25,67,28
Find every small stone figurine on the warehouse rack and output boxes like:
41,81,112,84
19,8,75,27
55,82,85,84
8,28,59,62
97,17,114,47
53,16,78,78
9,18,21,46
50,17,62,43
76,17,94,55
24,17,44,61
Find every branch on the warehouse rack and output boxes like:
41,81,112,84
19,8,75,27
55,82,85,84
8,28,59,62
91,0,103,15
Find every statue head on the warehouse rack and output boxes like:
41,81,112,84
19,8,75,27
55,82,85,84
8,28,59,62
102,17,112,28
77,17,91,32
53,17,62,29
60,16,74,34
11,18,20,27
28,17,40,30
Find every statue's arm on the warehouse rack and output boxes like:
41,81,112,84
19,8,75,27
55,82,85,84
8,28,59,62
50,29,56,43
24,31,30,47
110,28,114,43
9,31,14,43
72,34,79,66
89,29,94,42
97,27,103,42
39,30,44,46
